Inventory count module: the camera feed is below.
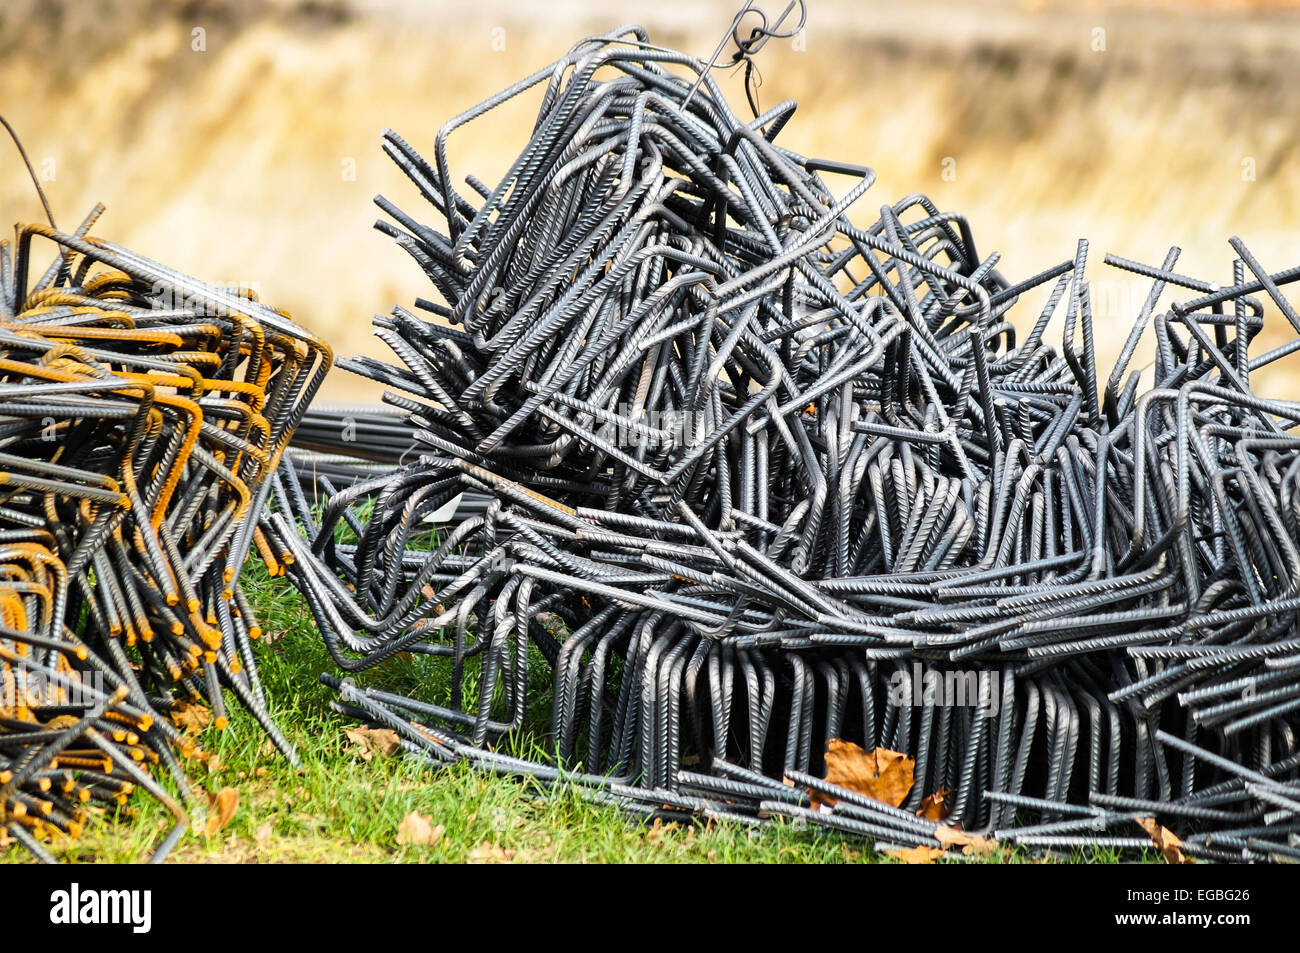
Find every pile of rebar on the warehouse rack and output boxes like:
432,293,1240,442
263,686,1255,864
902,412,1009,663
265,26,1300,861
0,213,329,861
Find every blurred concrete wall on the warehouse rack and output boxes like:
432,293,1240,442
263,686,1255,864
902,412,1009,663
2,0,1298,399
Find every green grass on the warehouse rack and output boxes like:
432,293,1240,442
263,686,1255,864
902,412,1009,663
2,559,1151,864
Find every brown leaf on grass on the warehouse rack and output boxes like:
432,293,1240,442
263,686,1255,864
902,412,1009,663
468,843,515,863
646,818,679,843
205,787,238,837
1136,817,1195,865
170,703,213,736
178,743,219,773
887,845,945,864
934,825,998,856
255,822,274,846
346,725,401,761
396,811,444,847
811,740,914,808
917,787,952,821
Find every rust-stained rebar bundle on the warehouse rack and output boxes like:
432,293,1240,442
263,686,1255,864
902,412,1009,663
0,213,331,861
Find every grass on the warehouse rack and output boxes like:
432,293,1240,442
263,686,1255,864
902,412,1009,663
1,558,1152,864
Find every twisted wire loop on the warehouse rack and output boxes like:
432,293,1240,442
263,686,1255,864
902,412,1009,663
270,26,1300,861
0,210,331,861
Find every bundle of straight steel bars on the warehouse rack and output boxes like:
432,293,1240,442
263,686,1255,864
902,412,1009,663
0,212,330,861
268,25,1300,861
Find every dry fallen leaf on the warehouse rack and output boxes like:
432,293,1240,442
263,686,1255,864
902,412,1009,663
170,703,213,736
205,787,238,837
934,825,998,856
255,822,274,846
962,838,997,857
887,845,945,864
468,843,515,863
646,818,678,843
346,725,402,761
917,787,952,821
812,740,914,808
396,810,444,847
1136,817,1195,865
